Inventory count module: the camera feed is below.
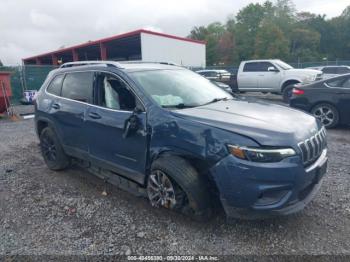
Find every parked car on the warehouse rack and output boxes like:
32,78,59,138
290,73,350,128
20,90,39,105
196,69,231,82
35,61,328,220
307,65,350,80
210,80,232,93
237,59,323,102
196,69,238,92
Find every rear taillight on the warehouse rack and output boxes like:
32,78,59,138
292,88,305,95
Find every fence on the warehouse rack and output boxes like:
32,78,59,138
289,60,350,68
1,60,350,104
0,65,57,104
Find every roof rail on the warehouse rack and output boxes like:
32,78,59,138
119,61,181,66
59,61,122,68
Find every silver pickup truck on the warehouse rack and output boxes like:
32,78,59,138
237,59,323,102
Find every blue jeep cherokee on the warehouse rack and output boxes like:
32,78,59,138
35,61,328,220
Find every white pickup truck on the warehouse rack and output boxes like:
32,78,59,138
237,59,323,102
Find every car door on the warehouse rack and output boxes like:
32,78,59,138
85,71,148,184
257,62,281,91
238,62,259,90
49,71,94,158
335,76,350,124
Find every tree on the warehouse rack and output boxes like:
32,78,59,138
290,28,321,61
0,60,3,66
341,5,350,18
296,12,316,22
329,12,350,59
235,3,267,61
188,22,226,65
254,22,289,59
217,31,237,65
188,1,350,65
188,26,208,41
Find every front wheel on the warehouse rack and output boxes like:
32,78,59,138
311,103,339,128
147,156,212,221
282,84,295,103
40,127,70,170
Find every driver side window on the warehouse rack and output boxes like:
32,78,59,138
95,72,138,111
259,62,276,72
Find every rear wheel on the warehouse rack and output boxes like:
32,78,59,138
147,156,212,221
40,127,70,170
311,103,339,128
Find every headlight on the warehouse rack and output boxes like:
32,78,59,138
227,145,296,163
304,75,316,82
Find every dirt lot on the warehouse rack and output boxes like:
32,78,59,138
1,102,350,257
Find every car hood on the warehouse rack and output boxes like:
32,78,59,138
172,98,319,146
286,68,322,76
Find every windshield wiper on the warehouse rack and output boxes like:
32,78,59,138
162,103,198,109
202,97,231,105
162,97,232,109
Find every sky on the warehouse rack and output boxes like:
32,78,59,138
1,0,349,65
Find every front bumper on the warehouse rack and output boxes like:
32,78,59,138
210,149,328,219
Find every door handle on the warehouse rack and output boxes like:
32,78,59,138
88,112,102,119
52,103,60,109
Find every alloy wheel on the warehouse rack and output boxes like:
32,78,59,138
41,135,57,162
147,170,177,209
313,105,335,127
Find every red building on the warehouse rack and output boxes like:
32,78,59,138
23,29,206,67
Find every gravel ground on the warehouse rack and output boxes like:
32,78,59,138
1,102,350,257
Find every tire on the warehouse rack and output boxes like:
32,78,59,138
147,156,212,221
311,103,339,128
282,84,295,103
39,127,70,170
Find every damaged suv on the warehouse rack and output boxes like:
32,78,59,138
35,61,328,220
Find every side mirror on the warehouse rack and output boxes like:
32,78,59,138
123,106,143,138
123,114,140,138
133,106,143,114
268,67,279,72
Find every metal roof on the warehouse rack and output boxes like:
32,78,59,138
23,29,205,61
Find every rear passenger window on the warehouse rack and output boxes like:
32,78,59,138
47,74,64,96
61,72,94,103
243,62,259,72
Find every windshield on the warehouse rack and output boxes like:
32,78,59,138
275,60,294,70
130,69,232,108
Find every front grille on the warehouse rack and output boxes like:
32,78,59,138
298,127,327,166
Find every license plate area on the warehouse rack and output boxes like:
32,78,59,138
314,160,327,183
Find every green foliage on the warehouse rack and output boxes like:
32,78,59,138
254,22,289,59
188,0,350,65
289,28,321,61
